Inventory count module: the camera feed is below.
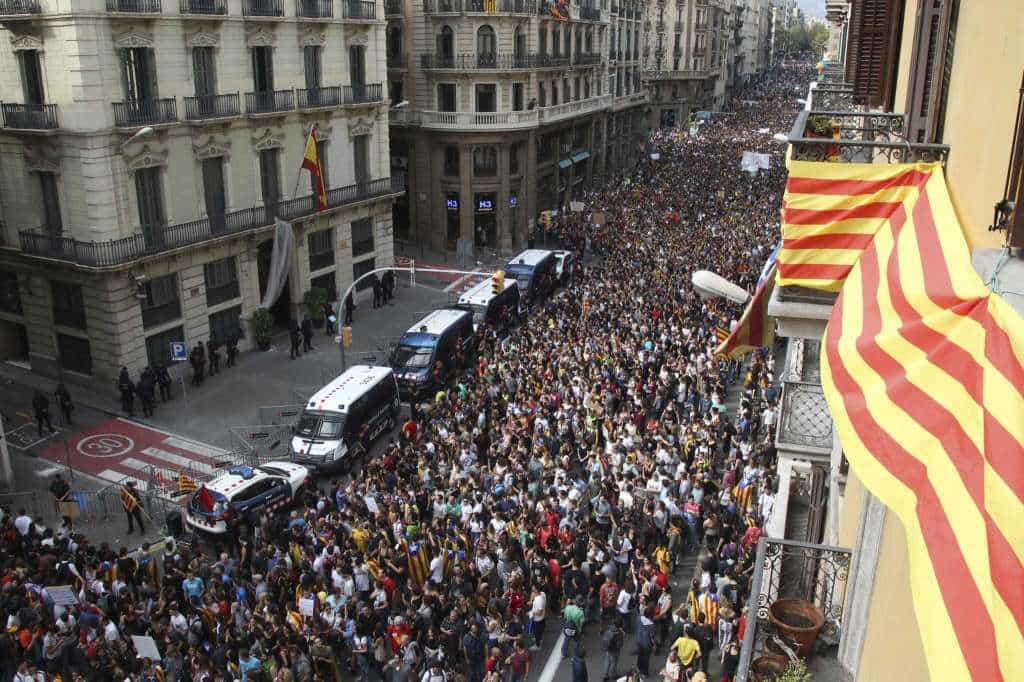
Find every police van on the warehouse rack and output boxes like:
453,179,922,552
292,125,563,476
290,365,399,473
504,249,557,304
455,277,520,335
391,308,475,399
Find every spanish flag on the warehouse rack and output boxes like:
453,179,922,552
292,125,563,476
302,125,327,211
786,160,1024,681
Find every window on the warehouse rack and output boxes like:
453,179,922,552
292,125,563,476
0,271,21,315
574,77,581,101
19,50,44,105
38,172,62,236
51,281,86,330
438,83,456,112
509,144,520,175
473,146,497,177
387,26,403,60
202,157,227,233
135,166,166,248
476,84,496,113
437,26,454,60
259,148,280,214
349,45,366,87
204,256,240,306
553,28,561,56
252,46,274,92
444,146,460,176
308,228,335,271
389,80,404,105
538,82,546,108
121,47,157,102
847,0,905,109
141,274,181,330
145,325,185,368
477,25,496,61
310,272,337,304
192,46,217,100
353,257,375,291
304,45,322,92
208,305,241,344
56,334,91,376
905,0,958,143
353,135,370,187
316,139,330,188
351,218,374,257
539,27,547,55
552,82,559,106
512,83,524,111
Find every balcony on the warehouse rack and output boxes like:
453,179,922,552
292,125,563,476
245,89,295,115
343,83,383,104
179,0,226,14
107,0,161,11
184,93,240,121
642,68,710,81
341,0,375,19
579,5,599,20
0,0,41,16
400,110,539,131
384,0,401,13
18,176,406,269
787,109,950,166
537,94,612,124
574,53,602,66
812,84,854,110
113,98,178,128
242,0,281,16
735,537,852,682
609,49,619,61
419,53,568,70
424,0,536,13
296,86,342,109
296,0,332,17
1,103,59,131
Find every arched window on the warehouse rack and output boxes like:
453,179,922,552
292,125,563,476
513,26,526,58
387,26,402,59
473,146,497,177
437,26,454,62
477,25,496,66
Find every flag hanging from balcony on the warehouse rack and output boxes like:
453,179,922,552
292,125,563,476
799,160,1024,682
550,0,569,20
714,259,777,359
302,125,327,212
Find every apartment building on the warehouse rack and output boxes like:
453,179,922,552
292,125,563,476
386,0,648,254
737,1,1023,680
0,0,402,381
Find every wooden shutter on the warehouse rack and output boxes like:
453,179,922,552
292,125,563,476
1007,72,1024,248
848,0,905,109
904,0,959,143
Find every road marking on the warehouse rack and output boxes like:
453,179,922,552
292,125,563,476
120,457,182,487
77,434,135,459
141,447,216,472
162,436,226,459
96,469,148,491
36,465,64,477
16,411,33,423
443,268,485,293
537,634,565,682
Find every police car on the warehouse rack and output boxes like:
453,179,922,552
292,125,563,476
184,461,309,534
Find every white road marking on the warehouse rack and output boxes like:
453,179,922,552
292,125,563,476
443,269,486,293
36,465,64,477
141,447,216,472
96,469,148,491
162,436,227,459
537,634,565,682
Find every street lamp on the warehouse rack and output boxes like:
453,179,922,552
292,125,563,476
692,270,750,305
390,100,409,110
772,133,790,144
121,126,155,151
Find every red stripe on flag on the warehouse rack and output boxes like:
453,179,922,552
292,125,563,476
777,262,852,281
786,168,931,196
784,201,903,225
782,232,877,251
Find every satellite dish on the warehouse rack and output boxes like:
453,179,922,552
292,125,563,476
691,270,750,306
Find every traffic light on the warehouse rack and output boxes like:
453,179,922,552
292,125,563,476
492,270,505,295
342,326,353,348
540,211,552,228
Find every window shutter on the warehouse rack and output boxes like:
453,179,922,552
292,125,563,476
1007,72,1024,248
848,0,905,109
905,0,959,143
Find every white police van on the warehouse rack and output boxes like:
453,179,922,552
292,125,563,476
184,461,308,534
290,365,400,473
455,278,520,335
390,308,475,399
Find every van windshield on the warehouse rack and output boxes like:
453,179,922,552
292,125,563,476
295,412,345,440
392,344,433,369
505,265,533,290
469,304,488,326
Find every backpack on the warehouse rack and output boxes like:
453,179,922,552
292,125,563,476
562,619,579,638
56,561,72,582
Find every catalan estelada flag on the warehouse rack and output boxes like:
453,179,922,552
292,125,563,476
302,125,327,211
791,160,1024,682
404,540,430,588
714,261,776,359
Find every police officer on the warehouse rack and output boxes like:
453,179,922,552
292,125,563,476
301,316,314,352
138,370,156,418
343,291,355,325
290,321,302,360
156,364,173,401
206,339,220,376
118,366,135,416
32,391,55,437
371,274,382,309
225,333,239,368
54,383,73,426
190,343,205,385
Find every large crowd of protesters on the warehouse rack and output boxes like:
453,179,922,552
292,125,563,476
0,63,810,682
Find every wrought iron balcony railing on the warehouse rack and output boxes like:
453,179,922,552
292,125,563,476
424,0,535,12
113,98,178,127
812,84,854,110
2,103,59,130
0,0,40,14
574,53,602,66
296,86,342,108
245,89,295,114
19,175,406,268
735,537,852,682
296,0,332,17
184,93,240,120
384,0,401,13
579,5,599,20
341,0,375,18
107,0,161,11
420,53,568,70
179,0,226,13
344,83,383,104
242,0,281,15
788,109,951,166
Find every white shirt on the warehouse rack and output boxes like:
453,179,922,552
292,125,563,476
429,555,445,583
530,592,547,622
14,515,32,536
103,620,120,642
616,589,632,615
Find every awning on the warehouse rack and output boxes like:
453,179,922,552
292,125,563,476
571,151,590,164
557,158,572,169
782,160,1024,682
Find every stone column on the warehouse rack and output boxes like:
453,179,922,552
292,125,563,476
497,144,512,251
525,130,537,246
459,144,474,260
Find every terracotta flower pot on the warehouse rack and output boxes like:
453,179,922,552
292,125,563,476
768,598,825,658
749,654,789,681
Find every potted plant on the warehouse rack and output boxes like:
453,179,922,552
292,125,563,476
805,115,833,138
304,287,328,329
252,308,274,351
767,598,825,658
750,654,789,681
779,660,812,682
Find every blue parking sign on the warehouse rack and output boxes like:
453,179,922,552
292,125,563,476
170,342,187,361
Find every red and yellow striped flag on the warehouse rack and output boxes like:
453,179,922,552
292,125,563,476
403,539,430,589
177,472,198,495
302,125,327,211
714,262,776,359
795,161,1024,681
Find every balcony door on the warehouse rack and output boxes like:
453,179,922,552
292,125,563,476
259,148,281,218
477,25,496,68
19,51,45,106
353,134,369,189
252,46,274,97
202,157,227,234
437,26,454,61
192,47,217,115
121,48,158,104
304,46,322,94
135,166,166,249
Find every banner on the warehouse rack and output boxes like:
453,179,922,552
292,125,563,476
550,0,568,20
260,218,295,309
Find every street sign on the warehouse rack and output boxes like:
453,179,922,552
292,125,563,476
170,342,187,361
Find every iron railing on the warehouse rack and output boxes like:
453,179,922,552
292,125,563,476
812,85,855,111
179,0,226,13
230,424,295,466
2,103,59,129
384,0,401,12
297,86,343,108
107,0,161,10
574,53,602,66
242,0,282,15
245,89,295,114
341,0,375,18
0,0,40,13
775,380,834,456
788,109,951,166
184,93,240,120
344,83,383,104
296,0,332,16
113,98,178,127
424,0,535,11
420,53,569,69
19,176,405,268
579,4,599,20
735,537,852,681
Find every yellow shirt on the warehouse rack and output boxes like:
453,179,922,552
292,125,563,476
653,546,671,575
672,636,701,665
352,527,369,553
